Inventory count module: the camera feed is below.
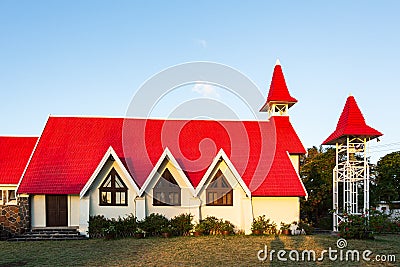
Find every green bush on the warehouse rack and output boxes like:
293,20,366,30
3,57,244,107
220,220,234,234
195,216,236,235
369,209,400,233
138,213,169,236
170,213,193,236
88,214,138,239
338,210,400,239
298,219,314,235
88,215,110,238
338,213,373,240
116,214,138,238
251,215,276,234
197,216,219,235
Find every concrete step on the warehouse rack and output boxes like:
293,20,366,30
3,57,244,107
8,236,87,241
25,231,81,236
8,228,87,241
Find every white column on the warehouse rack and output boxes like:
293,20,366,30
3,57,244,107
135,197,146,220
79,197,90,236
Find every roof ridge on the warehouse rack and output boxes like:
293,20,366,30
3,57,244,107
48,115,270,123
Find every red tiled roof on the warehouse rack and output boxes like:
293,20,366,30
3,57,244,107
262,61,298,108
323,96,382,145
18,116,306,197
0,136,38,184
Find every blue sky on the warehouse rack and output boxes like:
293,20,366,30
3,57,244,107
1,1,399,163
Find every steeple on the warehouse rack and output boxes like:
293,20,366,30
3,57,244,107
322,95,382,145
322,95,383,231
260,60,298,118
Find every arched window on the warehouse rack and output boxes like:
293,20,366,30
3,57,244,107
153,168,181,206
206,170,233,206
99,168,128,206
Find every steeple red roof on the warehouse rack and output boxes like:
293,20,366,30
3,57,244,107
322,96,382,145
261,60,298,111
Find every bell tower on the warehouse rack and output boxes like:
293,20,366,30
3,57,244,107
260,59,298,118
322,95,382,231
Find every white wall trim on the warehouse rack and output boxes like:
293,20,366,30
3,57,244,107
195,148,251,197
138,147,195,197
80,146,140,198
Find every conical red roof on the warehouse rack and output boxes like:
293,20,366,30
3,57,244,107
322,96,382,145
261,61,298,111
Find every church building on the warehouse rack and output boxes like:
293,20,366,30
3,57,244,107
0,61,307,236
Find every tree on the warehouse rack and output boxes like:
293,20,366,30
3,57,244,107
300,146,336,229
372,151,400,205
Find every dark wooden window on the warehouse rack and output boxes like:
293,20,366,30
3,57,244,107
99,168,128,206
153,168,181,206
206,170,233,206
8,190,16,201
4,190,17,205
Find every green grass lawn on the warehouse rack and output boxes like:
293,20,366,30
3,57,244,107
0,234,398,267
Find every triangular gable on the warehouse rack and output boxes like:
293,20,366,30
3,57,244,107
80,146,140,198
139,147,195,197
195,148,251,197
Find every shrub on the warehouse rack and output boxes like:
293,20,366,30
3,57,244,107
338,210,400,239
88,214,138,239
198,216,219,235
138,213,169,236
195,216,236,235
194,222,205,233
220,220,234,234
369,209,400,233
88,215,110,238
115,214,138,238
251,215,276,234
280,222,290,230
338,213,373,240
298,219,314,235
170,213,193,236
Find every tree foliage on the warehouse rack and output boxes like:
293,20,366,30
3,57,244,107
373,151,400,204
300,146,336,229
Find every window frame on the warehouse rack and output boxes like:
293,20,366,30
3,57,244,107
206,170,233,206
1,190,17,205
153,168,181,206
99,168,128,206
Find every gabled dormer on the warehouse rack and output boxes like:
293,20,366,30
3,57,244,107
260,60,298,118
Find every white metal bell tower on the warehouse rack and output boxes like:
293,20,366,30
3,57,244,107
332,136,370,231
322,95,382,231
